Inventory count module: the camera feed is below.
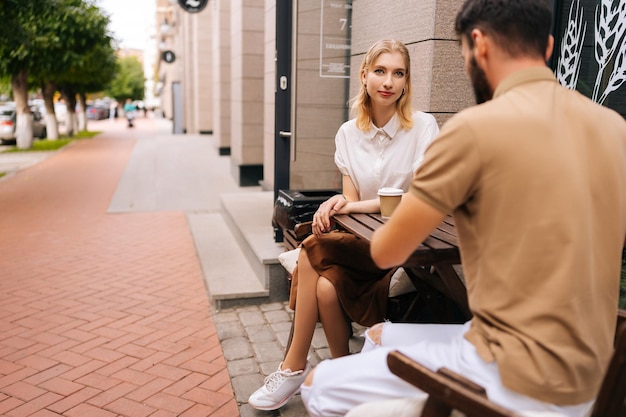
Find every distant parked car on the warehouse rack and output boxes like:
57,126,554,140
86,105,109,120
0,104,47,144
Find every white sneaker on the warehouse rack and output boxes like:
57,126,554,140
248,362,311,410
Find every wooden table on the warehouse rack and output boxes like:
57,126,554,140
333,213,471,321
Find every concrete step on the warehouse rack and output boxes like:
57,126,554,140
189,191,288,309
220,192,288,303
188,211,270,309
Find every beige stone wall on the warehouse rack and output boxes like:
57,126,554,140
289,1,351,190
193,10,213,133
230,0,265,179
179,9,214,135
212,0,231,151
262,0,276,190
182,11,194,133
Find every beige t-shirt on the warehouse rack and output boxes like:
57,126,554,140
411,67,626,404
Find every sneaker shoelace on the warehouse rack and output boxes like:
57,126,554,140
264,369,299,392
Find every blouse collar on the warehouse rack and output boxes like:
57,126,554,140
365,112,401,140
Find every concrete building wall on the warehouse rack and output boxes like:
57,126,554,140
193,9,213,134
182,11,194,133
155,0,181,123
212,0,231,153
230,0,265,186
180,10,213,135
262,0,276,191
289,1,352,191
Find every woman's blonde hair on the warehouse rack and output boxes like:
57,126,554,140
350,39,413,131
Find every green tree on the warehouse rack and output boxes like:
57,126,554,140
0,0,116,146
0,0,59,148
36,0,116,138
107,56,145,103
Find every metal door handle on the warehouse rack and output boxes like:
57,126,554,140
279,131,292,138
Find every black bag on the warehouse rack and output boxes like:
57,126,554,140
272,189,341,231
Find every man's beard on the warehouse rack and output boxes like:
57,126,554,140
469,56,493,104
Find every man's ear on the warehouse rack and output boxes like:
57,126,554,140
471,28,488,63
545,35,554,62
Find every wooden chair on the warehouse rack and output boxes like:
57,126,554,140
386,310,626,417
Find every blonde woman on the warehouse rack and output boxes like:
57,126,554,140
249,39,439,411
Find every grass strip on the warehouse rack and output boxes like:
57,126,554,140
3,131,100,153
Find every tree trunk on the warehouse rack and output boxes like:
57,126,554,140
61,91,77,137
11,71,33,149
42,81,59,140
77,92,87,132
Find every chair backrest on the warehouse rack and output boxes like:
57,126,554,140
589,320,626,417
387,351,517,417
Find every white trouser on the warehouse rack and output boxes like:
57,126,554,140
301,322,594,417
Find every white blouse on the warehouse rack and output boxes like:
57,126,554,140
334,111,439,200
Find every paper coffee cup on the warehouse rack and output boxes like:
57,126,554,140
378,187,403,218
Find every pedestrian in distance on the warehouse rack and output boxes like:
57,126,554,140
248,39,440,411
123,99,136,128
299,1,626,416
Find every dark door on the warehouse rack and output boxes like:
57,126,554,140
273,0,293,240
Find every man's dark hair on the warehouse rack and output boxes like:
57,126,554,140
454,0,552,58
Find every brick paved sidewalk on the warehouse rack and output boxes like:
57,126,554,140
0,124,238,416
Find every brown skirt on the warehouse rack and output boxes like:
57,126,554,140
289,230,395,327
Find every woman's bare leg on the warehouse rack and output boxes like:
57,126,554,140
317,277,352,358
282,248,320,372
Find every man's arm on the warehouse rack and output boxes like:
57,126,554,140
370,191,446,269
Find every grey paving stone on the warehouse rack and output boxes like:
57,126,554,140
245,324,277,343
259,302,286,312
217,320,245,339
240,310,267,326
227,357,259,377
310,327,329,349
253,340,285,363
214,311,239,323
270,321,293,333
239,403,279,417
232,373,265,403
264,309,292,323
275,330,291,349
236,305,262,313
277,396,309,417
221,336,253,361
316,347,332,361
260,360,282,376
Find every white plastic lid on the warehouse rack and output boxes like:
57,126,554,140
377,187,404,196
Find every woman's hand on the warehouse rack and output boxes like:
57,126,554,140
311,194,348,236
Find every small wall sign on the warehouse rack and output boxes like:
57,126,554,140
162,50,176,64
177,0,208,13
